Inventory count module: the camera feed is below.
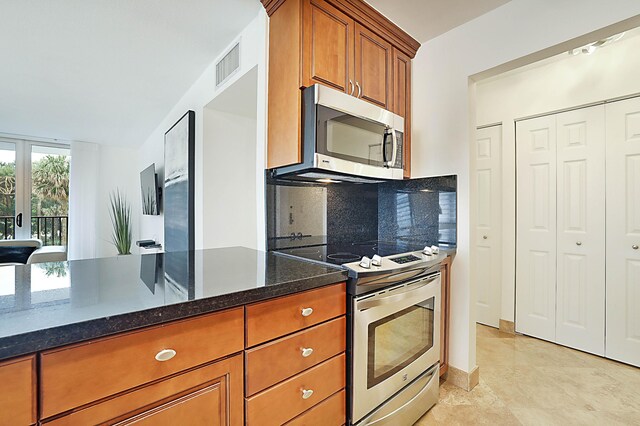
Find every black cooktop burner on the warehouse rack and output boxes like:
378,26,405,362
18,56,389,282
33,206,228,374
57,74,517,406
327,252,360,263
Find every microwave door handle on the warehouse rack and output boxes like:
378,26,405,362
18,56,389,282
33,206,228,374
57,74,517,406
382,131,389,166
390,128,398,167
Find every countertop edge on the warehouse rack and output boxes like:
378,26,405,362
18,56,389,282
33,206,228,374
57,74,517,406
0,269,347,362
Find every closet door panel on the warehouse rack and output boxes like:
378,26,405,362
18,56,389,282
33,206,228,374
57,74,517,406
516,115,557,341
555,105,605,356
606,97,640,367
474,125,502,328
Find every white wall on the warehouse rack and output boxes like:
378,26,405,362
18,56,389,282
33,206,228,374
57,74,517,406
203,102,258,249
95,145,141,258
475,28,640,324
137,10,268,251
411,0,640,374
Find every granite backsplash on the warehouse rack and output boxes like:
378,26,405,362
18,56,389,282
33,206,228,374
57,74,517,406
266,175,457,250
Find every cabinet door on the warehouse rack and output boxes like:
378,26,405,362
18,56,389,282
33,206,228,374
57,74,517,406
392,48,411,177
516,115,557,342
45,355,244,426
606,97,640,368
555,106,605,356
354,23,392,109
474,125,502,328
302,0,354,93
0,355,36,426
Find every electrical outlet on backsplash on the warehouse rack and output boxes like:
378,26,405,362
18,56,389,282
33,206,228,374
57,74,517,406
266,175,457,251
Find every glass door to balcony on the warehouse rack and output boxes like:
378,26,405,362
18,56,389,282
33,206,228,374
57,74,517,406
29,145,70,246
0,140,18,240
0,138,70,246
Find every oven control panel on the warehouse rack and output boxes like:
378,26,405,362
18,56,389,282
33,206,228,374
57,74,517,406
390,254,421,264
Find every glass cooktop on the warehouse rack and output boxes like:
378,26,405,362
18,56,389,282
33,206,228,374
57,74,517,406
276,240,428,266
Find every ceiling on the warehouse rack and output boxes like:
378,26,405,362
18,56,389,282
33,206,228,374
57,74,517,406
0,0,260,147
365,0,511,42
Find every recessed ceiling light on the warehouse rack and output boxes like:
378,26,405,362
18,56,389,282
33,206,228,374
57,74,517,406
420,189,434,192
568,32,625,55
316,178,341,183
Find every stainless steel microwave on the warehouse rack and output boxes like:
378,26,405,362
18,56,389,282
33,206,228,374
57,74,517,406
269,84,405,182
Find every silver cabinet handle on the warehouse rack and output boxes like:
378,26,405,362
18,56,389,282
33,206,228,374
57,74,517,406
356,82,361,98
301,307,314,317
301,347,314,357
301,389,314,400
576,241,582,246
349,80,354,96
633,245,639,250
483,235,488,240
155,349,176,362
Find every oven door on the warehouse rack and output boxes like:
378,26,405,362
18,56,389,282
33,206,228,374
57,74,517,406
352,273,441,424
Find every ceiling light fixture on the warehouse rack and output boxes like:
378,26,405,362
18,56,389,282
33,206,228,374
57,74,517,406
568,32,625,55
316,178,341,183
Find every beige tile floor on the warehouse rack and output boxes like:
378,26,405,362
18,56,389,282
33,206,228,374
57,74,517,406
416,324,640,425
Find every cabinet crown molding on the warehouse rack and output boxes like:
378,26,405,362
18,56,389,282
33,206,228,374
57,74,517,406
261,0,421,58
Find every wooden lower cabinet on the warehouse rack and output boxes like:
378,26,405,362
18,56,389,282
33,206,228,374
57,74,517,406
44,354,244,426
286,390,346,426
40,307,244,418
3,284,349,425
246,354,346,425
0,355,36,426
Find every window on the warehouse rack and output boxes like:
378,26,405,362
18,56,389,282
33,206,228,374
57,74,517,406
0,138,70,246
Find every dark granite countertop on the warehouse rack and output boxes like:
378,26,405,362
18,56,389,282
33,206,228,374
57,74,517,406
0,247,347,361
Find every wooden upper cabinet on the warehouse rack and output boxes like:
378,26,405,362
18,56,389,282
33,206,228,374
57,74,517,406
392,47,412,177
303,0,354,93
354,23,392,109
262,0,420,170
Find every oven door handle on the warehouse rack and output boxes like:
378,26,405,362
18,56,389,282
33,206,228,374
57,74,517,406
357,275,438,311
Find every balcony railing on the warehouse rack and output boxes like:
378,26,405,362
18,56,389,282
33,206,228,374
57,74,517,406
0,216,68,246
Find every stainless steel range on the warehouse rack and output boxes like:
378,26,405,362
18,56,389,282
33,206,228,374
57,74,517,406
277,241,444,425
345,249,443,425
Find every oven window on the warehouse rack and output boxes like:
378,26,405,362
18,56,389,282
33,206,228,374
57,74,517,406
367,297,435,388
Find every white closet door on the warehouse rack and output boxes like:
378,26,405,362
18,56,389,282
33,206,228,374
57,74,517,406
516,115,557,341
555,106,605,355
474,125,502,328
606,97,640,367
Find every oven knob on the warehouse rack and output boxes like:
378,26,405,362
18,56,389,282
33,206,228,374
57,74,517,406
371,255,382,267
423,246,433,256
359,256,372,269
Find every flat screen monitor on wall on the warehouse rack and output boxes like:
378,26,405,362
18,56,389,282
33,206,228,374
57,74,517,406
140,163,160,215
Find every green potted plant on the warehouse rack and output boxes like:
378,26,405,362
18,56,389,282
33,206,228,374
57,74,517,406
109,189,132,255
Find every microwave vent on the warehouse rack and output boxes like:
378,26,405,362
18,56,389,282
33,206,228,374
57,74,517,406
216,42,240,87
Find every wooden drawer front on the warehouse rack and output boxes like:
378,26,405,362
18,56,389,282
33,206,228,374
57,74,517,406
246,353,345,426
41,307,244,418
45,355,243,426
0,355,36,426
286,390,346,426
246,317,346,396
246,283,346,347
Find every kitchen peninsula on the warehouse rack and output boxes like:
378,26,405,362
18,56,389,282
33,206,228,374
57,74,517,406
0,247,348,425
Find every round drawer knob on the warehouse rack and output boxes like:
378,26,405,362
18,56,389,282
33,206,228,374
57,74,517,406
155,349,177,362
576,241,582,246
633,244,639,250
301,389,314,400
483,235,488,240
301,307,314,317
301,347,314,357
